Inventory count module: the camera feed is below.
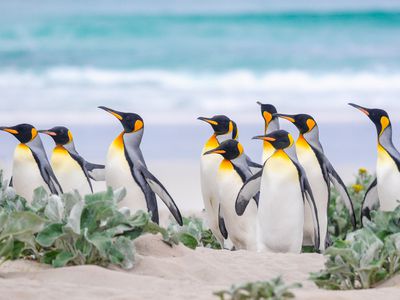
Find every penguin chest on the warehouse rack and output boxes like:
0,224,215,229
200,153,223,211
51,147,91,195
105,135,146,211
376,145,400,211
258,152,304,253
262,141,275,163
296,142,328,248
216,161,258,250
13,144,48,202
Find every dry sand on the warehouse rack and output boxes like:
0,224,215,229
0,234,399,300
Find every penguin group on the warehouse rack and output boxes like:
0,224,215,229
1,102,398,254
0,106,183,226
200,102,400,254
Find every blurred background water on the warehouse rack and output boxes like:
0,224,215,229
0,0,400,208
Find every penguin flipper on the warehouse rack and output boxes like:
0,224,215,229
325,161,356,228
245,155,262,169
30,149,63,195
235,170,262,216
292,160,321,251
9,176,13,187
140,167,183,226
85,162,106,181
218,204,228,240
68,152,94,193
361,177,379,224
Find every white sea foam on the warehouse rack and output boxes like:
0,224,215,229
0,67,399,125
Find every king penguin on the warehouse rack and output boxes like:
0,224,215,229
39,126,105,195
274,113,356,251
204,139,258,250
0,124,63,202
257,101,280,162
198,115,260,248
236,130,320,253
349,103,400,218
99,106,183,225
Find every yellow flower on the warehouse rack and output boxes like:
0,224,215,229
352,184,363,193
358,168,367,175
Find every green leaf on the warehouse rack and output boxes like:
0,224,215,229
36,223,64,247
178,233,198,249
113,187,127,204
52,251,74,268
44,195,64,222
31,187,49,211
64,201,84,234
0,211,46,240
42,249,62,265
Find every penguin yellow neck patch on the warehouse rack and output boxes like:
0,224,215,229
204,134,219,151
111,132,125,151
296,134,311,150
219,159,234,171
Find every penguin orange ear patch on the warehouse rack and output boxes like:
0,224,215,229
67,130,74,142
306,119,316,131
380,116,390,136
31,128,38,139
263,111,272,123
237,142,244,155
134,120,144,132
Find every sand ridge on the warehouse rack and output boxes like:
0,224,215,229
0,234,399,299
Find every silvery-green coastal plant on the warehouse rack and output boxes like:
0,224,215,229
0,171,172,269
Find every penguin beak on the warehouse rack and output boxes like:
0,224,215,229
256,101,263,106
203,147,226,155
348,103,370,116
98,106,124,121
0,127,18,135
197,117,218,126
252,135,276,142
38,130,57,136
273,113,296,123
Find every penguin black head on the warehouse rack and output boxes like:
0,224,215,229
274,113,317,134
253,130,294,150
203,139,243,160
257,101,277,127
39,126,73,145
349,103,391,136
0,124,38,144
197,115,238,139
99,106,144,133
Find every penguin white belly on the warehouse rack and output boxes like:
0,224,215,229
106,134,147,213
377,145,400,211
217,161,258,250
13,144,49,203
200,153,224,242
296,144,328,250
51,147,91,196
258,152,304,253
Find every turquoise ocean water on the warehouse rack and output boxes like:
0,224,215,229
0,0,400,167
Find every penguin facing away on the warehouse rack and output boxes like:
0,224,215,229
0,124,63,202
256,101,280,163
349,103,400,219
236,130,320,253
274,113,356,251
204,139,258,250
39,126,105,195
99,106,183,225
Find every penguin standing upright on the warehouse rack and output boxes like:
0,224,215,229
0,124,62,202
198,115,260,248
39,126,105,195
204,139,258,250
198,115,238,247
257,102,280,162
274,113,355,251
349,103,400,217
99,106,182,225
236,130,320,253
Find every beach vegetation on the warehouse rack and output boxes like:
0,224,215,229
213,276,302,300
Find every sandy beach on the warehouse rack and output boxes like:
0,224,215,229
0,234,399,300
